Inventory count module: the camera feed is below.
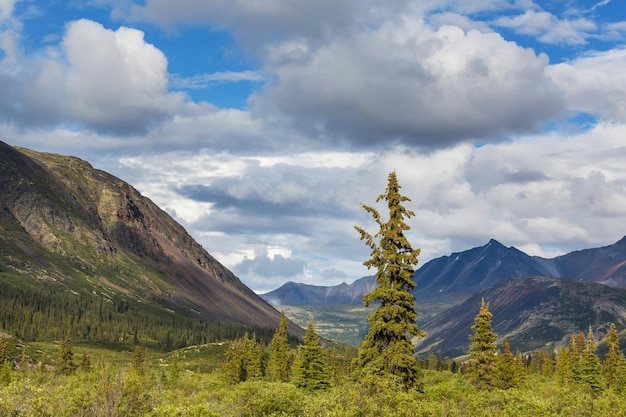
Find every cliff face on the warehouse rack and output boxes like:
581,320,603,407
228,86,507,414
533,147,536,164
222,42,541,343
0,141,291,331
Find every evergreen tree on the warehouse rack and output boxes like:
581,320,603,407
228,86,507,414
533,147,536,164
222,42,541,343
352,171,423,389
221,332,264,383
58,333,76,375
603,323,626,391
132,345,145,374
555,343,573,385
498,337,522,389
80,352,91,372
266,311,292,382
0,336,7,364
578,328,602,392
468,298,498,390
293,321,329,390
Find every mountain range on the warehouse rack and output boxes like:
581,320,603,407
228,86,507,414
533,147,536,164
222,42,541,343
262,237,626,305
262,237,626,355
0,141,300,342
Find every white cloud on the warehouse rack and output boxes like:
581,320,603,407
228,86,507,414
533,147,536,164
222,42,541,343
0,0,16,22
254,16,563,149
494,9,597,45
548,48,626,122
0,18,185,134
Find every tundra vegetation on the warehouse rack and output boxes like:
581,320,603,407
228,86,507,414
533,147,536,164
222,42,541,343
1,172,626,416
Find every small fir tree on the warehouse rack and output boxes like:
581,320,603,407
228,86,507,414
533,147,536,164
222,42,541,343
498,337,521,389
293,320,330,390
352,171,423,389
266,311,292,382
221,332,264,383
80,352,91,372
578,328,602,392
0,336,8,364
58,333,76,375
468,298,498,390
132,346,145,374
603,323,626,391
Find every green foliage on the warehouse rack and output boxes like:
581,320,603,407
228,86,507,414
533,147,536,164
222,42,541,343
0,280,276,352
603,323,626,392
0,335,7,365
266,311,292,382
468,298,498,390
221,333,264,383
578,328,603,392
58,333,76,375
352,171,423,389
292,321,330,390
498,337,523,389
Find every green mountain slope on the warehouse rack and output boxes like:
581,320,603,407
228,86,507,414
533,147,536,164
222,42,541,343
0,141,300,348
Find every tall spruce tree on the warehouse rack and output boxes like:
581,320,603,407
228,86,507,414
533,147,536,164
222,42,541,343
293,320,329,390
603,323,626,391
266,311,292,382
468,298,498,390
352,171,423,389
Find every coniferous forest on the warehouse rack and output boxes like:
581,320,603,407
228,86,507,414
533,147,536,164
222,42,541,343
1,172,626,416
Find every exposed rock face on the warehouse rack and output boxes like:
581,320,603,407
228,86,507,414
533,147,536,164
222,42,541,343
0,141,293,332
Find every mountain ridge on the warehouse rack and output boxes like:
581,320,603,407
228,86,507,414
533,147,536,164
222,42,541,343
262,236,626,305
1,141,297,338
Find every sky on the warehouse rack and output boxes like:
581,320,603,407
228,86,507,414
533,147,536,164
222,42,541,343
2,1,626,293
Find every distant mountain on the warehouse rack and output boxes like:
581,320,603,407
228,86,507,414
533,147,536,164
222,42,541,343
0,142,297,338
262,237,626,305
261,276,377,305
416,276,626,357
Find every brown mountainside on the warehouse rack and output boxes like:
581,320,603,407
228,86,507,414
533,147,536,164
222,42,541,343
0,141,294,333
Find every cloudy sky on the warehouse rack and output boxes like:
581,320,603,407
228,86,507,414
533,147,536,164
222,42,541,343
2,0,626,292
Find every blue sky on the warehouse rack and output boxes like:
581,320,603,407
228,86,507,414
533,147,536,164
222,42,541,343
2,0,626,292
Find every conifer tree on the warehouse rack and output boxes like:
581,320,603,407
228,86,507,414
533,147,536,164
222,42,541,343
132,345,145,374
578,328,602,392
221,332,264,383
498,337,522,389
266,311,292,382
0,336,7,364
58,333,76,375
80,352,91,372
293,320,329,390
555,343,573,385
352,171,423,389
603,323,626,391
468,298,498,390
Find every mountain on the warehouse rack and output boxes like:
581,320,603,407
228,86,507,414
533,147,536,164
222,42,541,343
415,276,626,357
261,276,377,305
0,141,295,339
262,237,626,305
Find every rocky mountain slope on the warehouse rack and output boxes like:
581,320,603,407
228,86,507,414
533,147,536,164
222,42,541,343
262,237,626,305
416,276,626,357
0,141,293,334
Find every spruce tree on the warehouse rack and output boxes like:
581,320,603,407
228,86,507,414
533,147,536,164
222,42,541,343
266,311,292,382
0,336,7,364
293,320,329,390
352,171,423,389
58,333,76,375
578,328,602,392
603,323,626,391
468,298,498,390
498,337,521,389
221,332,264,383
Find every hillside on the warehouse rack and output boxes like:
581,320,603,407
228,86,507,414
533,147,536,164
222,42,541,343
0,141,300,346
416,276,626,357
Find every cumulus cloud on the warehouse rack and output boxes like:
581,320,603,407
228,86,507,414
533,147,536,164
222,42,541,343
547,48,626,122
0,18,184,134
253,16,564,149
494,9,596,45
